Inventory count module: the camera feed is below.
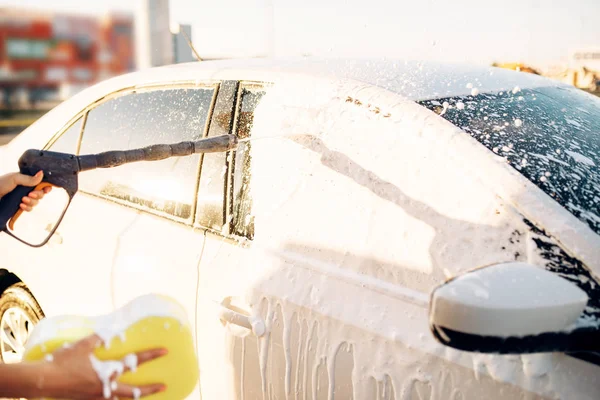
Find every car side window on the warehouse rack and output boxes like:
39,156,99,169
77,85,217,221
47,117,83,154
230,86,266,240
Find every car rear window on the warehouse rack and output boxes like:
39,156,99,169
418,85,600,236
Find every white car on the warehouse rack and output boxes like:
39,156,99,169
0,58,599,399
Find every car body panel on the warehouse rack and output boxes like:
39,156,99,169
0,58,599,399
199,74,599,398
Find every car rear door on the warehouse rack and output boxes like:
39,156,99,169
2,107,139,318
74,82,219,327
26,82,219,325
100,83,221,400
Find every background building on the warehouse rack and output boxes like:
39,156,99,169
0,0,198,109
0,7,135,106
541,48,600,93
135,0,173,69
98,12,136,82
570,48,600,72
172,23,195,63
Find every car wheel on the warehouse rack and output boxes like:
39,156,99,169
0,283,44,364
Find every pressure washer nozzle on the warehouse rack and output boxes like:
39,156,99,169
194,134,239,154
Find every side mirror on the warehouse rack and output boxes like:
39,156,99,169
5,187,71,247
429,262,598,354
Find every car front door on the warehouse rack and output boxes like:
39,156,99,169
92,83,221,399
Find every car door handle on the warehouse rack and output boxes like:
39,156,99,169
218,305,266,337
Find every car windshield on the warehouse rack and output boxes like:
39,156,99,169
418,85,600,236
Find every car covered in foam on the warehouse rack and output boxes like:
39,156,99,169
0,57,599,399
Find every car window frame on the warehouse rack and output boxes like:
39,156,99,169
193,80,240,233
225,81,271,240
43,80,221,226
43,113,87,153
192,80,272,242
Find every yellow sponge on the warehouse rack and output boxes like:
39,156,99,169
23,294,199,400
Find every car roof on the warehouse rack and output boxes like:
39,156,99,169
154,57,564,101
54,57,563,115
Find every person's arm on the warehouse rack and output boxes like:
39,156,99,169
0,361,52,398
0,334,166,400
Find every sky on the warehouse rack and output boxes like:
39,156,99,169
1,0,598,68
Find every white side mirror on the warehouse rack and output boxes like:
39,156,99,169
429,262,593,354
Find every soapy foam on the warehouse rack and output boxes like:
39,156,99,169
198,79,600,399
26,294,189,350
89,354,124,399
244,288,599,399
92,294,188,349
124,353,138,372
187,75,600,399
